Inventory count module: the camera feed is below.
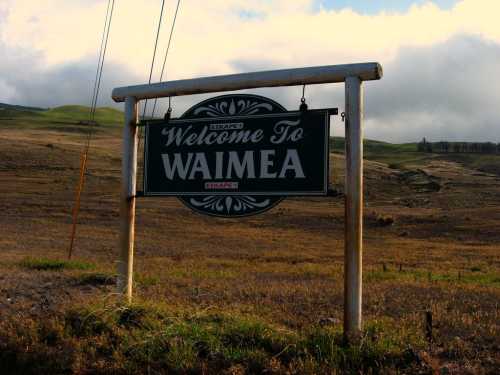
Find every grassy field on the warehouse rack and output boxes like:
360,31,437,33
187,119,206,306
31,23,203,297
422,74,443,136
0,105,499,374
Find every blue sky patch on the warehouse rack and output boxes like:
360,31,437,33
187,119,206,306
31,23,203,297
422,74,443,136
238,9,265,20
314,0,460,14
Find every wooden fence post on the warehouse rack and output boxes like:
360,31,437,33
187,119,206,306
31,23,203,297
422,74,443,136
117,96,138,303
344,76,364,338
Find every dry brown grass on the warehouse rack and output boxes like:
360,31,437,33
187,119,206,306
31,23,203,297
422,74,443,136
0,124,499,374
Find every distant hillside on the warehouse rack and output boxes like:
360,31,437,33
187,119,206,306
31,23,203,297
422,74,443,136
1,103,498,175
330,137,422,167
0,102,46,112
0,102,47,118
330,137,417,153
43,105,124,126
0,103,124,130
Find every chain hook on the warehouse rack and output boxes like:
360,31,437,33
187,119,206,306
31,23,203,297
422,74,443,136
299,84,308,112
164,97,172,121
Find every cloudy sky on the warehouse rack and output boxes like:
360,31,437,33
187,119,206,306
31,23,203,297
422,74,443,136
0,0,499,142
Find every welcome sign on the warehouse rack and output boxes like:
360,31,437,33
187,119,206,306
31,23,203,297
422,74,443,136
143,94,333,216
114,63,382,332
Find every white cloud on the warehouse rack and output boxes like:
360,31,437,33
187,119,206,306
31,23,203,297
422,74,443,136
1,0,500,141
3,0,500,77
363,35,500,142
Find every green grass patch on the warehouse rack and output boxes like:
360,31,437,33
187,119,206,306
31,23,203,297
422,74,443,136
42,106,122,126
170,268,238,280
19,257,95,271
0,302,426,374
459,273,500,286
365,268,500,286
135,273,161,286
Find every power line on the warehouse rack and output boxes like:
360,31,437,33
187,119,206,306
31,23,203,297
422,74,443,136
68,0,116,259
68,0,181,258
137,0,168,194
150,0,182,118
138,0,182,192
89,0,116,125
89,0,112,124
141,0,167,120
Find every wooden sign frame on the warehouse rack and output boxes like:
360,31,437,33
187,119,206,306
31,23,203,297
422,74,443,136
112,62,383,337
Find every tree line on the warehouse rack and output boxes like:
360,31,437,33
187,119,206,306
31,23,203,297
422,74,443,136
417,138,500,154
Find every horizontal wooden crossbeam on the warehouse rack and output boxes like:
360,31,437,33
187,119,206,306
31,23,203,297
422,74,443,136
112,63,382,102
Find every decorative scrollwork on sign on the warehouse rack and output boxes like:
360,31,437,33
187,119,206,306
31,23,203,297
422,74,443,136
179,94,286,217
193,99,273,117
189,196,272,215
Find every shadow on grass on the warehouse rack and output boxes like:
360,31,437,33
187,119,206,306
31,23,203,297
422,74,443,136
19,257,96,271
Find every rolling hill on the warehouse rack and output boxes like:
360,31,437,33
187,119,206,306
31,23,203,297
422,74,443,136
0,103,498,175
0,103,124,131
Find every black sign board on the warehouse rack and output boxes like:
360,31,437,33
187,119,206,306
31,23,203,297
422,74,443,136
143,94,334,217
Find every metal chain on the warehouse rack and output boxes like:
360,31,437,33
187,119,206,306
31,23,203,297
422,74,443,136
299,84,308,111
164,97,172,121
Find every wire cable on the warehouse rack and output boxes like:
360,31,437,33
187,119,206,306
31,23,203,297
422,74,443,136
141,0,166,120
89,0,116,125
137,0,173,191
88,0,112,125
150,0,181,119
68,0,116,259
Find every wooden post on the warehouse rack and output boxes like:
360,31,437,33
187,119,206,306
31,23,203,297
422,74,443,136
344,76,364,338
117,96,138,303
